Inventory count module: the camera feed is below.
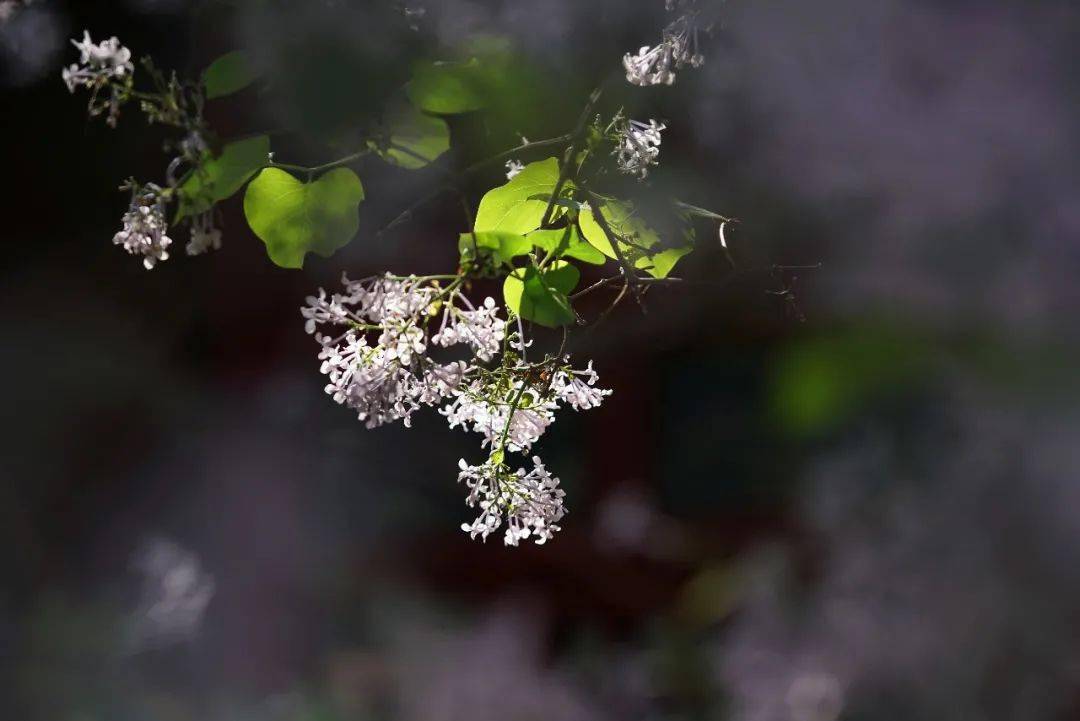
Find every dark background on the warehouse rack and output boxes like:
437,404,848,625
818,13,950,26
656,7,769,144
3,1,1080,719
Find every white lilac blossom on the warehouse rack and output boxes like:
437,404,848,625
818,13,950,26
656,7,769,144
302,272,610,546
442,360,610,450
458,456,566,546
315,327,467,428
551,361,612,410
431,296,507,363
186,213,221,256
62,31,134,126
623,12,704,87
317,331,465,428
62,31,133,90
302,273,494,428
442,380,557,452
615,119,665,180
113,184,172,270
356,273,439,325
505,159,525,180
623,45,676,87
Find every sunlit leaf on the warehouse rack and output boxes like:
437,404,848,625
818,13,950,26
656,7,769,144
475,158,565,234
636,245,693,278
458,231,532,265
503,261,580,328
527,227,606,265
578,199,659,260
243,168,364,269
176,135,270,220
580,199,693,277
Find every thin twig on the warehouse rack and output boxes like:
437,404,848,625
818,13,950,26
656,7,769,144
375,134,574,239
581,189,646,307
269,148,373,179
587,282,630,335
570,274,623,300
540,87,604,228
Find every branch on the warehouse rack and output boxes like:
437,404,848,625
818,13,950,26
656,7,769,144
540,87,604,228
375,134,574,239
581,189,646,307
571,274,686,300
268,148,373,179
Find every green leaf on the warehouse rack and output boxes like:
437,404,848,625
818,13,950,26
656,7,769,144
579,199,693,277
177,135,270,221
636,245,693,278
203,50,256,100
406,59,486,114
503,261,579,328
578,200,660,260
527,227,606,265
243,167,365,269
475,158,565,235
457,231,532,265
377,100,450,170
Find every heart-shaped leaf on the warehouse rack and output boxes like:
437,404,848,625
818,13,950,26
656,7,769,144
177,135,269,221
503,261,580,328
243,167,364,269
475,157,565,234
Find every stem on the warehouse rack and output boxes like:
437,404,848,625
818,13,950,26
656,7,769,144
537,225,573,271
570,274,623,300
593,282,630,330
496,381,529,456
461,134,574,176
269,148,373,179
540,87,604,228
581,189,645,306
375,134,574,239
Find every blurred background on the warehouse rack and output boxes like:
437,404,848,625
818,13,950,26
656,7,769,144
3,0,1080,719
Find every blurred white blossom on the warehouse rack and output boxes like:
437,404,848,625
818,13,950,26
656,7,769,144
0,0,32,24
186,212,221,256
505,159,525,180
623,11,704,87
61,31,132,91
61,30,134,125
129,537,214,648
